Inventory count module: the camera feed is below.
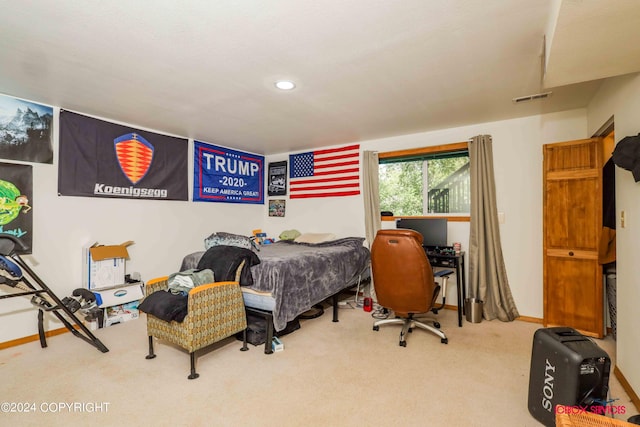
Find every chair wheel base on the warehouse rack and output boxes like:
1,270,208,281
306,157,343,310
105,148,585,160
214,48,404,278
434,322,441,329
373,325,379,331
441,338,448,344
399,341,407,347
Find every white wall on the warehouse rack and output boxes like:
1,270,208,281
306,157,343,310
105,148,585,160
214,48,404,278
1,105,590,346
586,72,640,400
0,108,264,343
264,109,588,318
262,192,364,240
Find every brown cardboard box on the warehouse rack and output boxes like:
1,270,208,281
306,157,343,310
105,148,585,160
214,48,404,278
83,241,134,289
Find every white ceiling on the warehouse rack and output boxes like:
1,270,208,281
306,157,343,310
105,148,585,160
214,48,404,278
543,0,640,88
1,0,638,155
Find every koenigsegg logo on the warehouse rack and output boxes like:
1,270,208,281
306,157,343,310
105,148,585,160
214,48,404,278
114,133,154,185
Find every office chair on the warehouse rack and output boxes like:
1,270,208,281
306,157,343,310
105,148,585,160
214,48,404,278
371,229,450,346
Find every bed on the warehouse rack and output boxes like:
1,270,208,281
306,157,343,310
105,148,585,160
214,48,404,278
180,236,370,345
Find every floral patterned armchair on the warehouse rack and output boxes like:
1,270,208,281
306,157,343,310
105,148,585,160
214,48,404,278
143,276,248,379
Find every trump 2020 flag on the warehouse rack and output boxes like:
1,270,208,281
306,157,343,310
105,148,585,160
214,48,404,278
193,141,264,204
289,144,360,199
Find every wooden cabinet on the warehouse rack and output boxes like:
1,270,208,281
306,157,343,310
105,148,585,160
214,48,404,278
543,138,604,338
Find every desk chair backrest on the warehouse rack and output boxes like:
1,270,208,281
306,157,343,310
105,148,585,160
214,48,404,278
371,229,438,317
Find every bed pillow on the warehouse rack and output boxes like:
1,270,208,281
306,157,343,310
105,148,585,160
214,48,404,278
205,232,258,252
279,229,301,241
294,233,337,244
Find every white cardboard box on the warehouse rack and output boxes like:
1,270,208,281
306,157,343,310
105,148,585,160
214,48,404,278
93,283,144,307
82,241,133,290
84,298,142,329
104,301,140,327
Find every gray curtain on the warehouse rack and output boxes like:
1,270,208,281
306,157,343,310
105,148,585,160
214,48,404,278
468,135,519,321
363,151,381,248
362,151,380,301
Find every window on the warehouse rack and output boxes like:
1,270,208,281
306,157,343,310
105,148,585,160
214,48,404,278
379,143,470,216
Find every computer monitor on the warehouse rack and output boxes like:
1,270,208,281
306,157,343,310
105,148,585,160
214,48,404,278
396,218,448,248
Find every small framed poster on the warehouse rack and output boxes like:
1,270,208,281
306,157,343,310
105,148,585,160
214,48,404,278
0,94,53,164
268,199,286,217
268,161,287,196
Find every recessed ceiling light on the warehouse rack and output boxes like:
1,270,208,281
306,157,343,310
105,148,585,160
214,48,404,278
275,81,296,90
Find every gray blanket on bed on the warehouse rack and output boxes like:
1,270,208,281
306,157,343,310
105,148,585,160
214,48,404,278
180,237,370,331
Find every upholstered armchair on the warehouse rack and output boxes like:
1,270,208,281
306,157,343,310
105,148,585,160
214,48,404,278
144,277,248,379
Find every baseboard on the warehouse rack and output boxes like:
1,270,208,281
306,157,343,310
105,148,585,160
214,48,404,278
442,305,543,324
0,326,74,350
516,315,543,324
614,366,640,412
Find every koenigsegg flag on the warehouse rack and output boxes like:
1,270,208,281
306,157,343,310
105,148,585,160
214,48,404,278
58,110,188,200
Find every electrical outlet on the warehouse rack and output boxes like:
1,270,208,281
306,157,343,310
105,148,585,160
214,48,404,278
621,210,626,228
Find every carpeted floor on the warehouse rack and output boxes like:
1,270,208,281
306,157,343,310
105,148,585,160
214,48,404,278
1,304,637,427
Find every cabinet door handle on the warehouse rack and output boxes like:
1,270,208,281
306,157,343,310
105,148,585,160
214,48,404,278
568,251,574,256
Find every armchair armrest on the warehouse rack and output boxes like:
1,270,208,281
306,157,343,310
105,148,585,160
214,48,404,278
188,280,241,297
146,276,169,295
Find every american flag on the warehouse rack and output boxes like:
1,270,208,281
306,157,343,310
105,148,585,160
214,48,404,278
289,144,360,199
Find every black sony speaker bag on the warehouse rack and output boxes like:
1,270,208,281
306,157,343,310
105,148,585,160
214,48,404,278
527,327,610,427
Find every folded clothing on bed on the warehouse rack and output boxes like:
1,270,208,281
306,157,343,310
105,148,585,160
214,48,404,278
205,231,259,252
196,245,260,286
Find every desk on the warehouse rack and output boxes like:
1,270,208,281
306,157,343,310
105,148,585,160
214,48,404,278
426,250,466,327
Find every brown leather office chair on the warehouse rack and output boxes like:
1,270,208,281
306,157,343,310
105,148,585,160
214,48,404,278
371,229,449,346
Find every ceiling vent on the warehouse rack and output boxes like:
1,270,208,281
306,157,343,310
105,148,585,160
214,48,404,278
512,91,553,104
